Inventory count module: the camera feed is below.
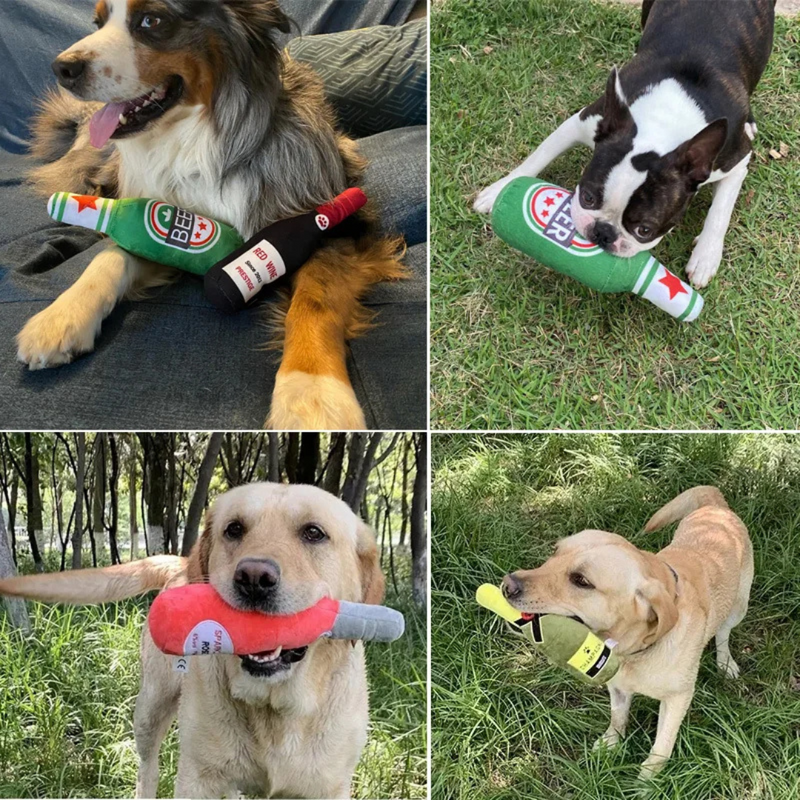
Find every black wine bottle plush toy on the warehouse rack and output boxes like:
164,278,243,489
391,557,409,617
204,188,368,312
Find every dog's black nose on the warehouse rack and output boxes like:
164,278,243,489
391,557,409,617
591,221,617,250
234,558,281,602
502,573,523,600
52,57,87,88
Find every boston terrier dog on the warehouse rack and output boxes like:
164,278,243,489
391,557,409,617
474,0,775,288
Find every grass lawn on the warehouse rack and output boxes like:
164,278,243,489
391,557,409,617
430,0,800,430
0,562,426,799
431,433,800,799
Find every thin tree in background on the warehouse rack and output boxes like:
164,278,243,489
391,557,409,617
410,433,427,608
72,433,86,569
24,434,44,573
129,436,139,561
322,433,346,495
93,433,107,556
108,434,121,565
268,433,280,482
139,434,168,555
297,433,320,485
0,493,30,631
182,433,224,556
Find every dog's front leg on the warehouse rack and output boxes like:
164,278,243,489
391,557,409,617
473,111,599,214
685,155,750,289
268,237,405,430
594,684,632,750
174,757,235,799
638,691,693,781
16,245,171,369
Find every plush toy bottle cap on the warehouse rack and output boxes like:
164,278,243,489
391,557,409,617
476,583,619,685
490,178,703,322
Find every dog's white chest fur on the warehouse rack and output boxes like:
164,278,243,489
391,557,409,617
116,105,248,233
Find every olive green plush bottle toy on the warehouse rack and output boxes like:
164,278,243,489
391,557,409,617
476,583,620,685
490,178,704,322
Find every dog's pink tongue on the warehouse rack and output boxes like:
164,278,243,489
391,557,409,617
89,102,127,148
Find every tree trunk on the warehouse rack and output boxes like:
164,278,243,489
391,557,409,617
268,433,280,482
410,433,427,609
166,435,179,554
72,434,86,569
285,434,300,484
108,434,121,565
30,435,44,557
323,434,347,496
93,433,107,557
129,438,139,561
24,434,44,572
0,496,30,631
182,433,223,556
8,475,18,564
140,434,168,555
297,433,320,485
347,433,383,512
341,433,366,505
400,436,410,547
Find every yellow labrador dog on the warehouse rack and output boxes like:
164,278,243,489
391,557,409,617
501,486,753,780
0,483,384,798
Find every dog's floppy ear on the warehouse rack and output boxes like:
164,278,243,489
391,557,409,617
673,118,728,187
356,520,385,606
186,510,214,583
635,576,678,646
596,67,634,141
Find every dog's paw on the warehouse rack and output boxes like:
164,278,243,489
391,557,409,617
268,371,366,430
593,728,622,751
717,656,741,679
638,754,667,782
473,177,514,214
685,235,724,289
16,299,101,369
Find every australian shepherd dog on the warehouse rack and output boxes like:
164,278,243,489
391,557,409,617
18,0,406,429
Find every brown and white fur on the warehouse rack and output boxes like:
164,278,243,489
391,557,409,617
0,482,386,798
18,0,405,429
501,486,753,780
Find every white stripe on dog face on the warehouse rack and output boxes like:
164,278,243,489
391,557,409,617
57,0,141,102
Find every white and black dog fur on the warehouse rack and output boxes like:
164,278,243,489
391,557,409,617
475,0,775,289
18,0,405,429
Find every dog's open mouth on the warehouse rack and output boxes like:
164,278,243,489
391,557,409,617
239,646,308,678
89,75,184,148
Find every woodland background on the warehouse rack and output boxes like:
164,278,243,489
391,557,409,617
0,432,427,798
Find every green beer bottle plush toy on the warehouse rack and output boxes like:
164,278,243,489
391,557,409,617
476,583,620,685
490,178,704,322
47,192,244,275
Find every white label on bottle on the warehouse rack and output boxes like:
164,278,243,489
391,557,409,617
183,620,234,656
221,239,287,302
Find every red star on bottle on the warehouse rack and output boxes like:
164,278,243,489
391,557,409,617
556,192,564,198
542,210,550,218
544,197,555,207
72,194,99,212
658,269,688,300
194,232,202,239
198,221,207,231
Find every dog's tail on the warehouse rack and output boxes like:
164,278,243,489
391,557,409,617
645,486,729,532
27,89,119,198
0,556,186,605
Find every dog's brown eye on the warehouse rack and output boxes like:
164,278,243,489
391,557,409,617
570,572,594,589
140,14,161,28
301,524,328,544
224,520,245,540
580,187,597,209
635,224,652,239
